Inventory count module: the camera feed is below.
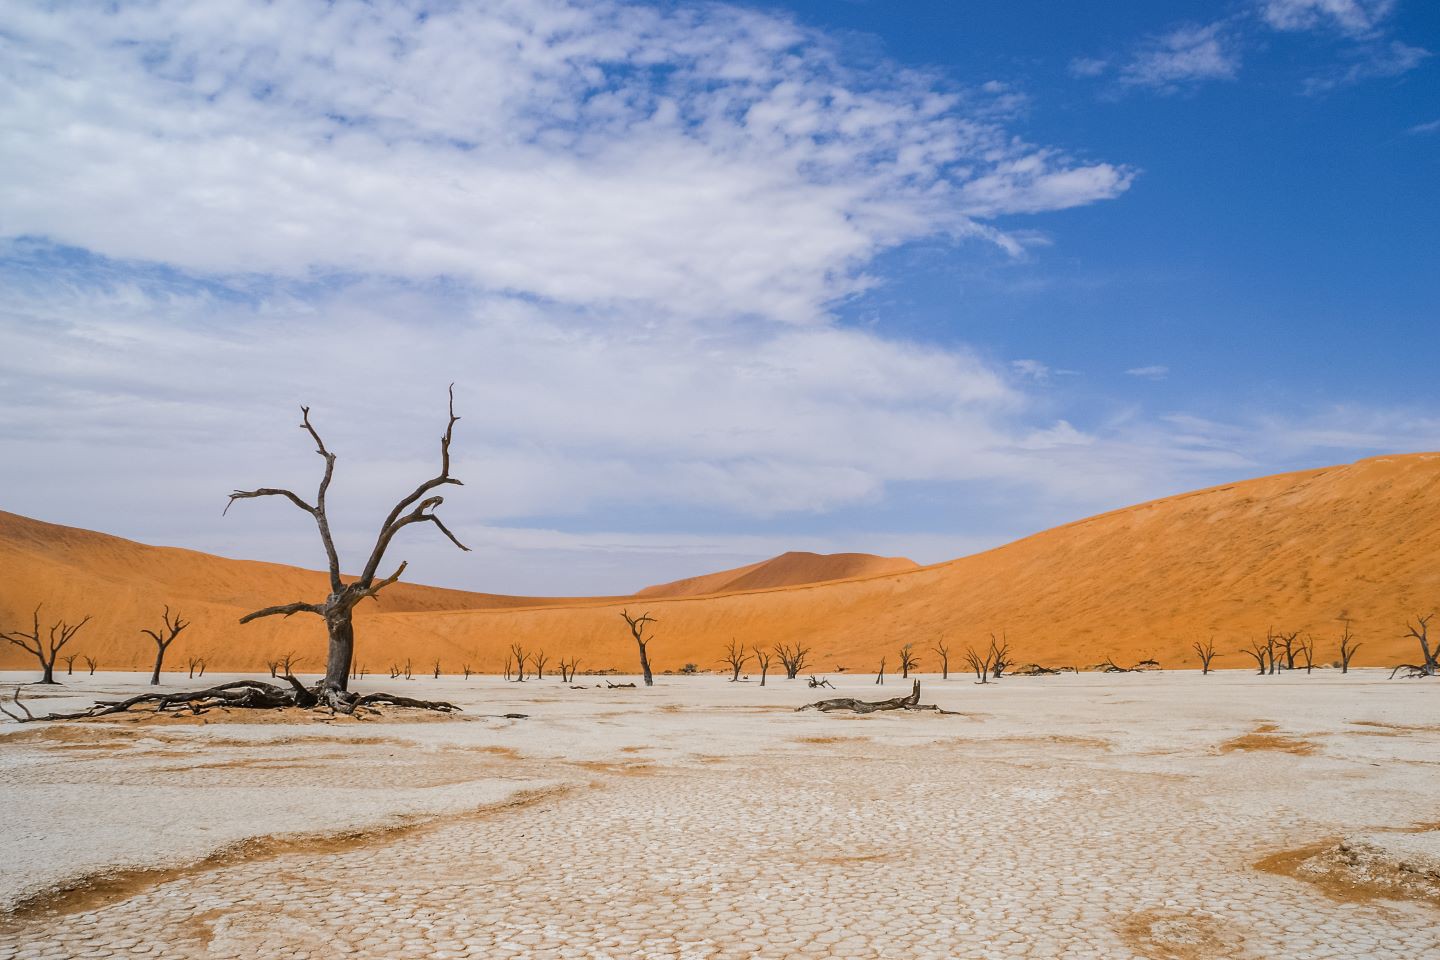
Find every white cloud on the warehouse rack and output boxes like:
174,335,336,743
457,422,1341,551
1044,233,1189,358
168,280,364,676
1260,0,1396,37
1120,23,1241,91
1011,359,1051,382
0,0,1131,326
1410,119,1440,134
1302,40,1431,93
1068,57,1111,78
1125,365,1170,380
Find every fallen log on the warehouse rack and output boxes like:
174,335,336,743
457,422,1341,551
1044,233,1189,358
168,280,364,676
798,680,951,714
0,678,459,723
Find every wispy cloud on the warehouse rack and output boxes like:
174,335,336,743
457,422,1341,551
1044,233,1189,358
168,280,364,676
1410,119,1440,134
1302,40,1431,93
1074,1,1425,94
1126,365,1171,381
1120,23,1242,91
0,0,1133,327
1259,0,1396,38
1068,57,1110,78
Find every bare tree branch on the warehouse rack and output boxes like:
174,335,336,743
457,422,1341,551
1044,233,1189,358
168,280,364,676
238,601,324,624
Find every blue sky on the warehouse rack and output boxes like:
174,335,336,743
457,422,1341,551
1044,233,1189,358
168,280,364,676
0,0,1436,593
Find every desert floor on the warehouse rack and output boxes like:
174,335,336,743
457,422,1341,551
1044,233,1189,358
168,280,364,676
1,669,1437,959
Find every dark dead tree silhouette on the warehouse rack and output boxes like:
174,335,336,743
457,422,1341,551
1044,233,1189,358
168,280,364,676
187,656,207,679
800,679,954,714
1399,613,1438,678
874,656,886,685
1338,619,1361,674
462,663,473,680
1192,637,1220,674
61,654,79,676
1241,639,1270,675
223,389,467,712
620,610,656,686
83,655,98,676
721,638,749,682
509,644,528,682
142,606,189,685
754,646,772,686
559,656,581,683
963,644,993,684
433,660,442,679
988,634,1012,679
933,640,951,680
775,642,810,680
1,605,91,684
1275,630,1300,671
898,643,919,679
1297,635,1316,674
530,650,549,680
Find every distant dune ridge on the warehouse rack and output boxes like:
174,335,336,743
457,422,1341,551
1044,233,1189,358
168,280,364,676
636,551,919,598
2,453,1438,675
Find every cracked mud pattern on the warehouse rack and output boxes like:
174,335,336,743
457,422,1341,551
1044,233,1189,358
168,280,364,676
3,744,1436,960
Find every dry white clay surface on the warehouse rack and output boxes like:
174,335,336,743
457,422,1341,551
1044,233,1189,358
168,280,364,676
1,668,1437,959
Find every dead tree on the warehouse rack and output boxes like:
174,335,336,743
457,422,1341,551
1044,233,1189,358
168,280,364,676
1241,639,1270,675
389,663,401,680
1275,630,1300,671
1402,613,1438,677
898,643,919,679
61,654,79,676
775,642,810,680
963,645,993,683
807,676,834,688
187,656,207,679
266,657,282,678
799,679,950,714
403,658,413,680
1192,637,1219,674
221,387,468,713
510,644,527,681
278,652,302,677
754,647,773,686
530,650,549,680
142,606,189,685
620,610,656,686
462,663,473,679
0,679,457,723
1,605,92,684
1338,620,1361,674
83,655,97,676
933,640,951,680
874,657,886,685
559,656,581,683
1297,635,1317,674
1266,629,1282,675
988,634,1012,679
721,638,749,682
433,660,442,679
502,652,513,681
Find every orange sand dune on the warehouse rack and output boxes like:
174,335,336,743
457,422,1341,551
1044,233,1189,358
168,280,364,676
636,551,918,598
3,453,1439,676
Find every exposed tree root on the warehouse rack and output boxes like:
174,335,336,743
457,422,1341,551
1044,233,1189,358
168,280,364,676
798,680,956,714
0,678,460,723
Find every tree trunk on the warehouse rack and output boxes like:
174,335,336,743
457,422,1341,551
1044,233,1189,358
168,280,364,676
40,662,56,684
637,641,653,687
323,611,354,693
150,650,164,685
